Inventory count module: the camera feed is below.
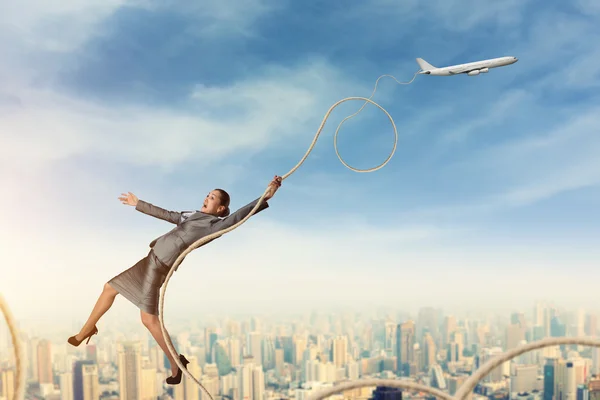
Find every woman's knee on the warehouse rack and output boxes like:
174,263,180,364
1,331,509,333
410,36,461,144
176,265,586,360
141,311,158,327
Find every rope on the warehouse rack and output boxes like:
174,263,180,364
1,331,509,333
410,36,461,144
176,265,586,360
306,378,454,400
453,336,600,400
0,294,26,400
158,70,421,399
308,337,600,400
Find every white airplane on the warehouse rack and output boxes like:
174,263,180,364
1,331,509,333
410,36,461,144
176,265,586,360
416,56,518,76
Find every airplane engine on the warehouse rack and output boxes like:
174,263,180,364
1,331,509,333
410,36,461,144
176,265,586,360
467,70,480,76
480,68,489,73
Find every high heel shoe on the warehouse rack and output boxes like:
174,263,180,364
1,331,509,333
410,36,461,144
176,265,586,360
67,326,98,347
166,354,189,385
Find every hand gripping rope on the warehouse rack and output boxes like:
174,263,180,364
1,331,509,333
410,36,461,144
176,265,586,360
158,70,421,399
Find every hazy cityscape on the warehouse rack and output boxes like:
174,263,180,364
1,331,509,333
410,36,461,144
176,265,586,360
1,301,600,400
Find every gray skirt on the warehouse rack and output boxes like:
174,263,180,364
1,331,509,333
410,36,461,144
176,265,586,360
107,251,170,315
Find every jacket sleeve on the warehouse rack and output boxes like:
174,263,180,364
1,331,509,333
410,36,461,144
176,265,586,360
210,198,269,232
135,200,182,225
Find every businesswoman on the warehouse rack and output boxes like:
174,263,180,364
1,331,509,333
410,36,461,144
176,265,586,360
68,176,282,384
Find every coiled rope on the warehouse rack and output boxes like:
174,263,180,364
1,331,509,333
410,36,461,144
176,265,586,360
0,294,25,400
158,70,420,399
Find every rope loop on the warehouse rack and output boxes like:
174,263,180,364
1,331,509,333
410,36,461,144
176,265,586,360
158,71,421,399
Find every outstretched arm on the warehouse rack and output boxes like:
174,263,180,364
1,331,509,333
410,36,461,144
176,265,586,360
210,198,269,232
136,200,182,225
210,175,282,232
119,192,182,225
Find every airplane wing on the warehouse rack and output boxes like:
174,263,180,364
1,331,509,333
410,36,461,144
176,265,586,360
448,66,478,75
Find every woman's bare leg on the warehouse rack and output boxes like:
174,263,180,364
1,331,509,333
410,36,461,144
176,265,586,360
75,283,118,340
141,310,179,377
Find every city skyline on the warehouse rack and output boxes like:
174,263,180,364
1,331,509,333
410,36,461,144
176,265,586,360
2,0,600,335
2,301,600,400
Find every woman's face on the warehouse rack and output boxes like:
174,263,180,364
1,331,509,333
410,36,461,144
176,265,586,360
201,190,225,216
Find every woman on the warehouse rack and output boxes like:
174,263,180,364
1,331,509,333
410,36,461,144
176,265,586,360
68,176,283,385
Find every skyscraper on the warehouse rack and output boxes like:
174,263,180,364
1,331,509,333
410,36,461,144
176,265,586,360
72,360,98,400
248,332,263,367
422,333,436,372
205,328,217,363
1,369,15,400
332,336,348,368
37,339,53,384
118,341,143,400
60,372,74,400
544,358,557,400
396,321,415,376
372,386,402,400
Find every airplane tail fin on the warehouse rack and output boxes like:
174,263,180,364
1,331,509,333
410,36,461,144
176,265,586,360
416,58,436,71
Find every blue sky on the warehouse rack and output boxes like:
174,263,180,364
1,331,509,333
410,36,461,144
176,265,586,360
1,0,599,322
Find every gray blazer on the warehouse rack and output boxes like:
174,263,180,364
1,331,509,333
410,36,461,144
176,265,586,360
135,198,269,269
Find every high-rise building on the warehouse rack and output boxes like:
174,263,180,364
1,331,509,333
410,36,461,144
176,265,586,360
229,337,242,367
238,357,254,400
422,333,436,371
332,336,348,368
293,336,307,366
60,372,74,400
252,366,265,400
384,322,396,355
447,375,468,396
118,341,143,400
551,317,567,337
506,324,526,350
72,360,99,400
396,321,415,376
577,384,589,400
248,332,263,367
430,365,446,390
205,328,217,363
250,317,261,333
141,360,157,400
480,348,504,383
442,316,457,349
417,307,439,341
86,345,97,363
544,358,557,400
511,364,538,393
174,356,200,400
1,369,15,400
28,337,39,382
275,348,284,376
372,386,402,400
81,363,99,400
37,339,53,384
262,336,276,370
511,313,527,329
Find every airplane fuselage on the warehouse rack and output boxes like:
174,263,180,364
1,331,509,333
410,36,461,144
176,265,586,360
419,56,518,76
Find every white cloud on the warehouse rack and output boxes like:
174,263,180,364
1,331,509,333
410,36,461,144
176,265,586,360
400,106,600,220
439,89,532,143
0,59,371,172
574,0,600,15
0,209,454,319
352,0,531,31
0,0,127,54
1,210,593,321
